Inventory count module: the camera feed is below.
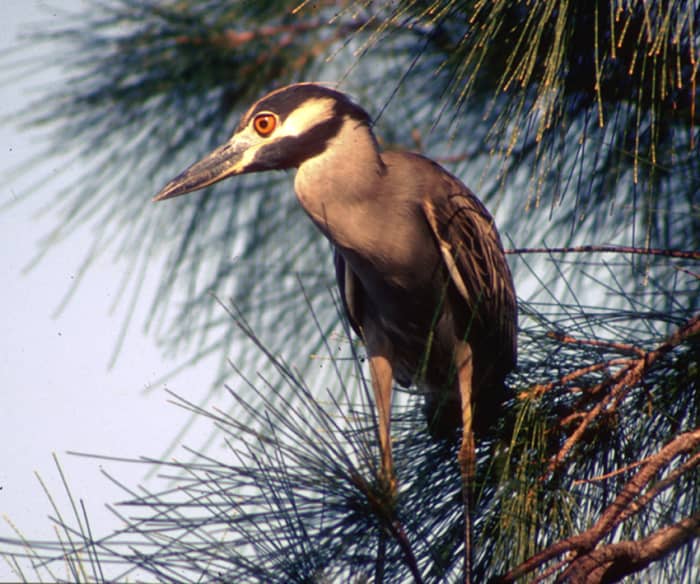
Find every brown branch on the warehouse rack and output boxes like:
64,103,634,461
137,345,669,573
505,245,700,260
519,358,634,401
675,265,700,280
495,428,700,583
611,452,700,528
174,21,327,48
546,313,700,477
572,459,645,485
547,331,647,357
577,433,695,552
546,369,635,476
561,513,700,583
525,312,699,407
583,430,700,543
531,558,569,583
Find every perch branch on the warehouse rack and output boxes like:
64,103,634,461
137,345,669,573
505,245,700,260
495,428,700,583
561,513,700,583
547,313,700,476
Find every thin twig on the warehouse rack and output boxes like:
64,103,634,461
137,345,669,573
520,357,635,400
572,459,646,485
547,331,647,357
505,245,700,260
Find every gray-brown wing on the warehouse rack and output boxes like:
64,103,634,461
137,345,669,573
333,249,363,338
422,190,517,370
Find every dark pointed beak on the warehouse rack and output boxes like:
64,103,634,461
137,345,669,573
153,137,253,202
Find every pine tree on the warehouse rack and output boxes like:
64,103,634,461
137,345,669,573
2,1,698,581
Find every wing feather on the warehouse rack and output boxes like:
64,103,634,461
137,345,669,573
422,189,517,368
334,250,363,337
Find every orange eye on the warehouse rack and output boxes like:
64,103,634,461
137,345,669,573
253,113,277,136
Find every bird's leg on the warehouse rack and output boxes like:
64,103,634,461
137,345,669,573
455,341,475,584
368,350,396,494
363,323,396,495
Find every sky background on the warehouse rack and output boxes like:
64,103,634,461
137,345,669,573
1,3,217,579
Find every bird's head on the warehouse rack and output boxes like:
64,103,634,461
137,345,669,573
153,83,372,201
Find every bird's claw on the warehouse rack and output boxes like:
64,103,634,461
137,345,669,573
377,465,398,501
383,473,398,499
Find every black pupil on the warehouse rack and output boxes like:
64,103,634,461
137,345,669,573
258,117,270,130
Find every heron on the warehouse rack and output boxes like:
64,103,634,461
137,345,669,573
154,83,517,581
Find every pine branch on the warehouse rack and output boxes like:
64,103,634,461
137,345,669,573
564,513,700,583
495,428,700,583
546,313,700,476
507,245,700,261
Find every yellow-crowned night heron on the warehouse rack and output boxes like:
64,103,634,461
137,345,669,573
154,83,517,581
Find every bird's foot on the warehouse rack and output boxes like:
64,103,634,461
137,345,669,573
378,468,398,501
457,430,476,485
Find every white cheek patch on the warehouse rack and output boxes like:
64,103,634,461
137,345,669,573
275,98,336,138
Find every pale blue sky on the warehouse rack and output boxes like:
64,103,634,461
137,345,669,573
0,3,218,579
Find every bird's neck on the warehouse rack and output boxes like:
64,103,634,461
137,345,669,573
294,116,385,247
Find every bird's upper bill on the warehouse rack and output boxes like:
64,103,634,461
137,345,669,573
153,138,253,201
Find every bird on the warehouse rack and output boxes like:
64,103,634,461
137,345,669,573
154,82,517,581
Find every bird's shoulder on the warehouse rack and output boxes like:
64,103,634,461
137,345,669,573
380,150,493,220
380,150,460,185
